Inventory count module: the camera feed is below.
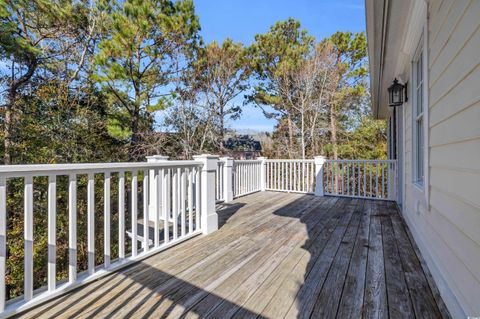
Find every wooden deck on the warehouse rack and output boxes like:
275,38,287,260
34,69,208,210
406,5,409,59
17,192,450,319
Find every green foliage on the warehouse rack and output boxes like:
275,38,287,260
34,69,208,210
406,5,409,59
94,0,200,146
249,18,314,111
337,117,387,160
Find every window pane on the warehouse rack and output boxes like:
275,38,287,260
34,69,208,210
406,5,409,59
417,118,424,183
419,82,423,114
416,86,422,115
413,36,425,186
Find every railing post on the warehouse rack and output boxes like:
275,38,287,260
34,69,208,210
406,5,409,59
221,157,234,203
258,157,267,191
314,156,326,196
193,154,219,234
146,155,169,222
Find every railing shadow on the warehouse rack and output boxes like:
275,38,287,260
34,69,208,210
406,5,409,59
16,199,256,318
26,260,267,318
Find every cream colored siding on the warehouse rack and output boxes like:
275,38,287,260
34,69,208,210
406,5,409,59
401,0,480,317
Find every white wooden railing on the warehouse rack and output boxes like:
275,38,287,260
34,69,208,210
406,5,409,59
215,160,225,202
324,160,397,200
265,159,316,193
0,154,397,317
233,160,262,198
0,155,221,317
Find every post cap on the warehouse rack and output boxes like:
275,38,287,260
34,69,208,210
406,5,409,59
193,154,220,160
193,154,220,171
220,156,234,166
146,155,169,162
314,156,327,165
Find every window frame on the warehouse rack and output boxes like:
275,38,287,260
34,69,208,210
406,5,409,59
411,20,429,205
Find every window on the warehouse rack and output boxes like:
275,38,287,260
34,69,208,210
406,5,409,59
412,36,424,186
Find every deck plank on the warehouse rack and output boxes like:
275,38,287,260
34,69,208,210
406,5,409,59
381,203,415,319
389,202,446,319
363,198,388,318
16,192,451,319
279,198,358,318
230,197,340,319
310,199,363,318
336,200,370,318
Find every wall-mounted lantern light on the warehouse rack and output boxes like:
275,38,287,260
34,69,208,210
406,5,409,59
388,78,408,107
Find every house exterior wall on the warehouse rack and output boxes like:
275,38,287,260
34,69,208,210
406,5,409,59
398,1,480,317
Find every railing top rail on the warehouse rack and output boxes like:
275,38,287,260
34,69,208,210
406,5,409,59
265,159,314,162
0,160,202,178
325,159,397,163
233,160,262,163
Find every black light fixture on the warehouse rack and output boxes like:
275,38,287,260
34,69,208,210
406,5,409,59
388,78,408,107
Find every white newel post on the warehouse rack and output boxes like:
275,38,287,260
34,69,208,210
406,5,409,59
146,155,169,222
221,157,234,203
193,154,219,234
258,157,267,191
314,156,326,196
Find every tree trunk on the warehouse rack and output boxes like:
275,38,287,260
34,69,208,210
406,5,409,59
130,108,140,160
301,111,306,159
219,105,225,153
3,104,12,165
287,114,294,159
131,112,139,141
330,105,338,160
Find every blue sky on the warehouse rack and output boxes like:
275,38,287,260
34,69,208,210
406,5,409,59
194,0,366,132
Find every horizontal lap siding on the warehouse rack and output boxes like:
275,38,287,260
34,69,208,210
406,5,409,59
403,0,480,317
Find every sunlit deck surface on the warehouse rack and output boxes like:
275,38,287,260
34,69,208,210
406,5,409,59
18,192,450,319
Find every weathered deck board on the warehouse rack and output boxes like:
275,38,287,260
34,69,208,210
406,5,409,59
364,198,388,318
16,192,451,319
336,200,370,318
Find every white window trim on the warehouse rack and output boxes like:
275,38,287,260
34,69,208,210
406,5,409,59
411,18,429,207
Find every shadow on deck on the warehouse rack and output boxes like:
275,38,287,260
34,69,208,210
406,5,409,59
16,192,451,318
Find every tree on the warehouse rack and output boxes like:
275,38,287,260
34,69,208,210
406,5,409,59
94,0,200,158
249,18,314,158
325,31,368,159
194,39,251,151
163,64,216,158
278,41,338,158
0,0,94,164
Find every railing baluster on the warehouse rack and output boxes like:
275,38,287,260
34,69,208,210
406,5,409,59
181,168,186,237
24,176,33,301
376,164,379,199
47,175,56,291
87,173,95,274
118,172,125,259
143,170,149,252
69,174,77,281
163,169,170,244
356,162,359,197
334,162,339,194
131,171,138,257
346,163,350,196
0,176,5,311
104,172,111,267
381,163,385,199
369,164,373,197
331,162,334,194
172,169,178,240
363,162,367,197
154,169,161,247
195,167,201,231
188,168,193,234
